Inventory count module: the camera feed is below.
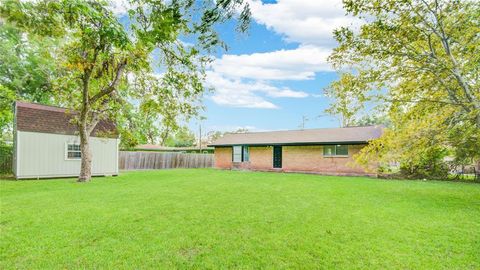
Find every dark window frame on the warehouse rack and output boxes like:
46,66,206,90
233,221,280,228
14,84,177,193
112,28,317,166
232,145,250,162
243,146,250,162
323,145,349,157
66,143,82,160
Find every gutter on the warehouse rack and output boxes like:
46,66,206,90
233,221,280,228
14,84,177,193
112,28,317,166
207,141,369,147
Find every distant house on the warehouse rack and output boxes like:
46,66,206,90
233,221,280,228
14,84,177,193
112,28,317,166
208,126,383,176
13,101,119,179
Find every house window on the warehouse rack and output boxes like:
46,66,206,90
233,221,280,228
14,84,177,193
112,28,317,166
324,145,335,156
233,146,242,162
233,146,249,162
66,143,81,159
243,146,250,162
323,145,349,157
336,145,348,156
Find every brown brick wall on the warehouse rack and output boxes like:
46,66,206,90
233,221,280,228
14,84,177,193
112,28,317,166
214,144,374,176
214,146,273,170
248,146,273,170
214,147,232,169
282,145,367,175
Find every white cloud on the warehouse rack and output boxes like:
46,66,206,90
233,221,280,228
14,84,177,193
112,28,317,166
207,0,360,109
212,45,331,81
109,0,356,109
247,0,360,46
207,45,328,109
206,72,308,109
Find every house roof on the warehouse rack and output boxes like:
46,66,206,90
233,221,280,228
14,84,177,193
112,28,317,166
15,101,118,138
208,126,383,146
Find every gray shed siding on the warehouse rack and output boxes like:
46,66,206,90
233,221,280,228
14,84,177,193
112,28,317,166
15,131,119,179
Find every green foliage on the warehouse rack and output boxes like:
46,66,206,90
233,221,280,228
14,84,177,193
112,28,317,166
328,0,480,178
351,113,391,127
0,85,15,141
0,143,13,174
205,130,225,144
324,73,367,127
0,22,59,136
233,127,249,133
1,169,480,268
0,0,250,179
164,126,196,147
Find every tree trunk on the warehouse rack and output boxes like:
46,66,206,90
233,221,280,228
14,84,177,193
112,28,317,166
78,72,92,182
160,128,170,146
476,113,480,129
476,160,480,182
78,125,92,182
76,57,125,182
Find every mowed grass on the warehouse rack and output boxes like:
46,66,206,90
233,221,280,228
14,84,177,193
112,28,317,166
1,169,479,269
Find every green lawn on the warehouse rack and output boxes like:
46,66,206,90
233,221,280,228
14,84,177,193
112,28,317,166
1,169,479,269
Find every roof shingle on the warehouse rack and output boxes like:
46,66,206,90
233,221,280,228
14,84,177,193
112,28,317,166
208,126,383,146
15,101,118,138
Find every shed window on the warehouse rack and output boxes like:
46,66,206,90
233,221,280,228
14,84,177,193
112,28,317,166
323,145,349,157
233,146,249,162
66,143,81,159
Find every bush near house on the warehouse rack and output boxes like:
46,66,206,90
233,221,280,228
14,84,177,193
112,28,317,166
0,145,12,174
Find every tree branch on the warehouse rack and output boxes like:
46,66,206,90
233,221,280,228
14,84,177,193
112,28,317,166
89,59,127,104
383,97,470,107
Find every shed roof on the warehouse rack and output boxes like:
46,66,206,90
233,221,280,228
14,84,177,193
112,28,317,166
15,101,118,138
208,126,383,146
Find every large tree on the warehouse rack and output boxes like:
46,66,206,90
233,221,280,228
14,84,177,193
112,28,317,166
1,0,250,181
163,126,196,147
327,0,480,178
0,22,59,139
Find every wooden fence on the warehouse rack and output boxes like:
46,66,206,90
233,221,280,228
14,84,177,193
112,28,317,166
119,151,214,170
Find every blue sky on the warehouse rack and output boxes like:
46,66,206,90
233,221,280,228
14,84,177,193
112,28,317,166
191,0,360,134
113,0,360,134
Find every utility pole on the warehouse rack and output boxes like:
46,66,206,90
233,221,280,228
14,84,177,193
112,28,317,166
299,115,308,130
198,124,202,152
197,116,206,153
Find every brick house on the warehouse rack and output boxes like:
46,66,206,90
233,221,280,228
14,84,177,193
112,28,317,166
208,126,383,176
13,101,119,179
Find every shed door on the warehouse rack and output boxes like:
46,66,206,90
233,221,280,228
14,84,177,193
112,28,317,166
273,146,282,168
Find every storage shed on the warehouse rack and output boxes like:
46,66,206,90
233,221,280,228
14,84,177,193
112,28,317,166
13,101,119,179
